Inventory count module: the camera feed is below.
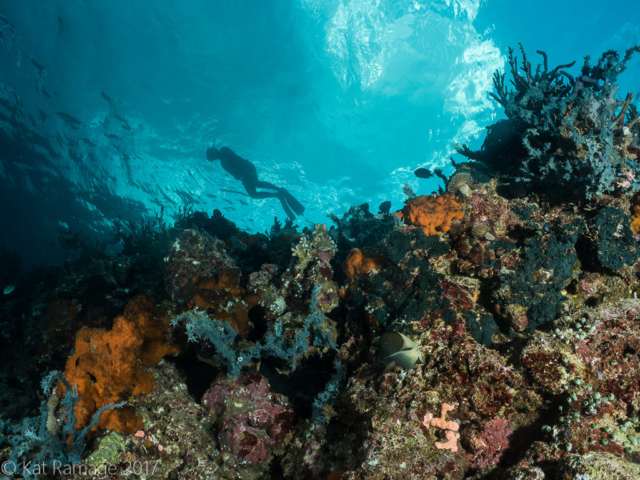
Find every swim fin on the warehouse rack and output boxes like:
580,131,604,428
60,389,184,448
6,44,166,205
281,189,305,216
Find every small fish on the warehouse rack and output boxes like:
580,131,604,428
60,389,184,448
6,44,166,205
56,111,83,127
30,58,46,75
414,168,434,179
3,284,15,295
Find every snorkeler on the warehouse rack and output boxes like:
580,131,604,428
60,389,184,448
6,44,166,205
206,146,305,221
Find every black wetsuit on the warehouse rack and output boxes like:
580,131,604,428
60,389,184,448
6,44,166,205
208,146,304,220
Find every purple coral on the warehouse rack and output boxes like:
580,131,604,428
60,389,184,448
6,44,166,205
219,419,273,466
202,373,296,466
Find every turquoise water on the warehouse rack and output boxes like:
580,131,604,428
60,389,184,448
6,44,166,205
0,0,639,264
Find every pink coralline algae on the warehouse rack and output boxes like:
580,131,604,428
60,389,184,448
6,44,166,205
202,373,296,466
466,417,513,470
219,419,273,465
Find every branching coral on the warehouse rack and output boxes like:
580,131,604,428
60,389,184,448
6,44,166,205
460,44,640,200
172,285,337,375
172,285,344,422
6,373,123,480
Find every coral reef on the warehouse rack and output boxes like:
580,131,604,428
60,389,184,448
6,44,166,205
5,43,640,480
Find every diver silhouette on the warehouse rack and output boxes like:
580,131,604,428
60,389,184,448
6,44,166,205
206,146,304,220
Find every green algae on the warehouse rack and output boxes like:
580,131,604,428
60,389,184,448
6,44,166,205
85,432,126,467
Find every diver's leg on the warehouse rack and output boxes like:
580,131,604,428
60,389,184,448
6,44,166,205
243,180,259,197
255,180,282,192
280,190,305,216
243,181,295,220
255,181,304,215
251,191,294,220
278,195,295,220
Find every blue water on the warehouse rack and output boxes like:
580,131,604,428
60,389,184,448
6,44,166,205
0,0,639,265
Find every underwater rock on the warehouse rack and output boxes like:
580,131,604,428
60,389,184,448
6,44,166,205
286,224,339,313
382,227,450,264
464,311,499,347
504,303,528,332
219,419,273,466
558,451,640,479
163,229,260,338
464,417,513,470
329,204,398,251
187,265,259,339
126,362,222,479
592,206,638,271
488,220,583,332
164,229,236,303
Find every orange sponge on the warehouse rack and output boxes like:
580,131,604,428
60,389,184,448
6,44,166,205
188,268,259,339
342,248,387,277
61,296,179,434
631,205,640,234
123,295,181,367
400,193,464,235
